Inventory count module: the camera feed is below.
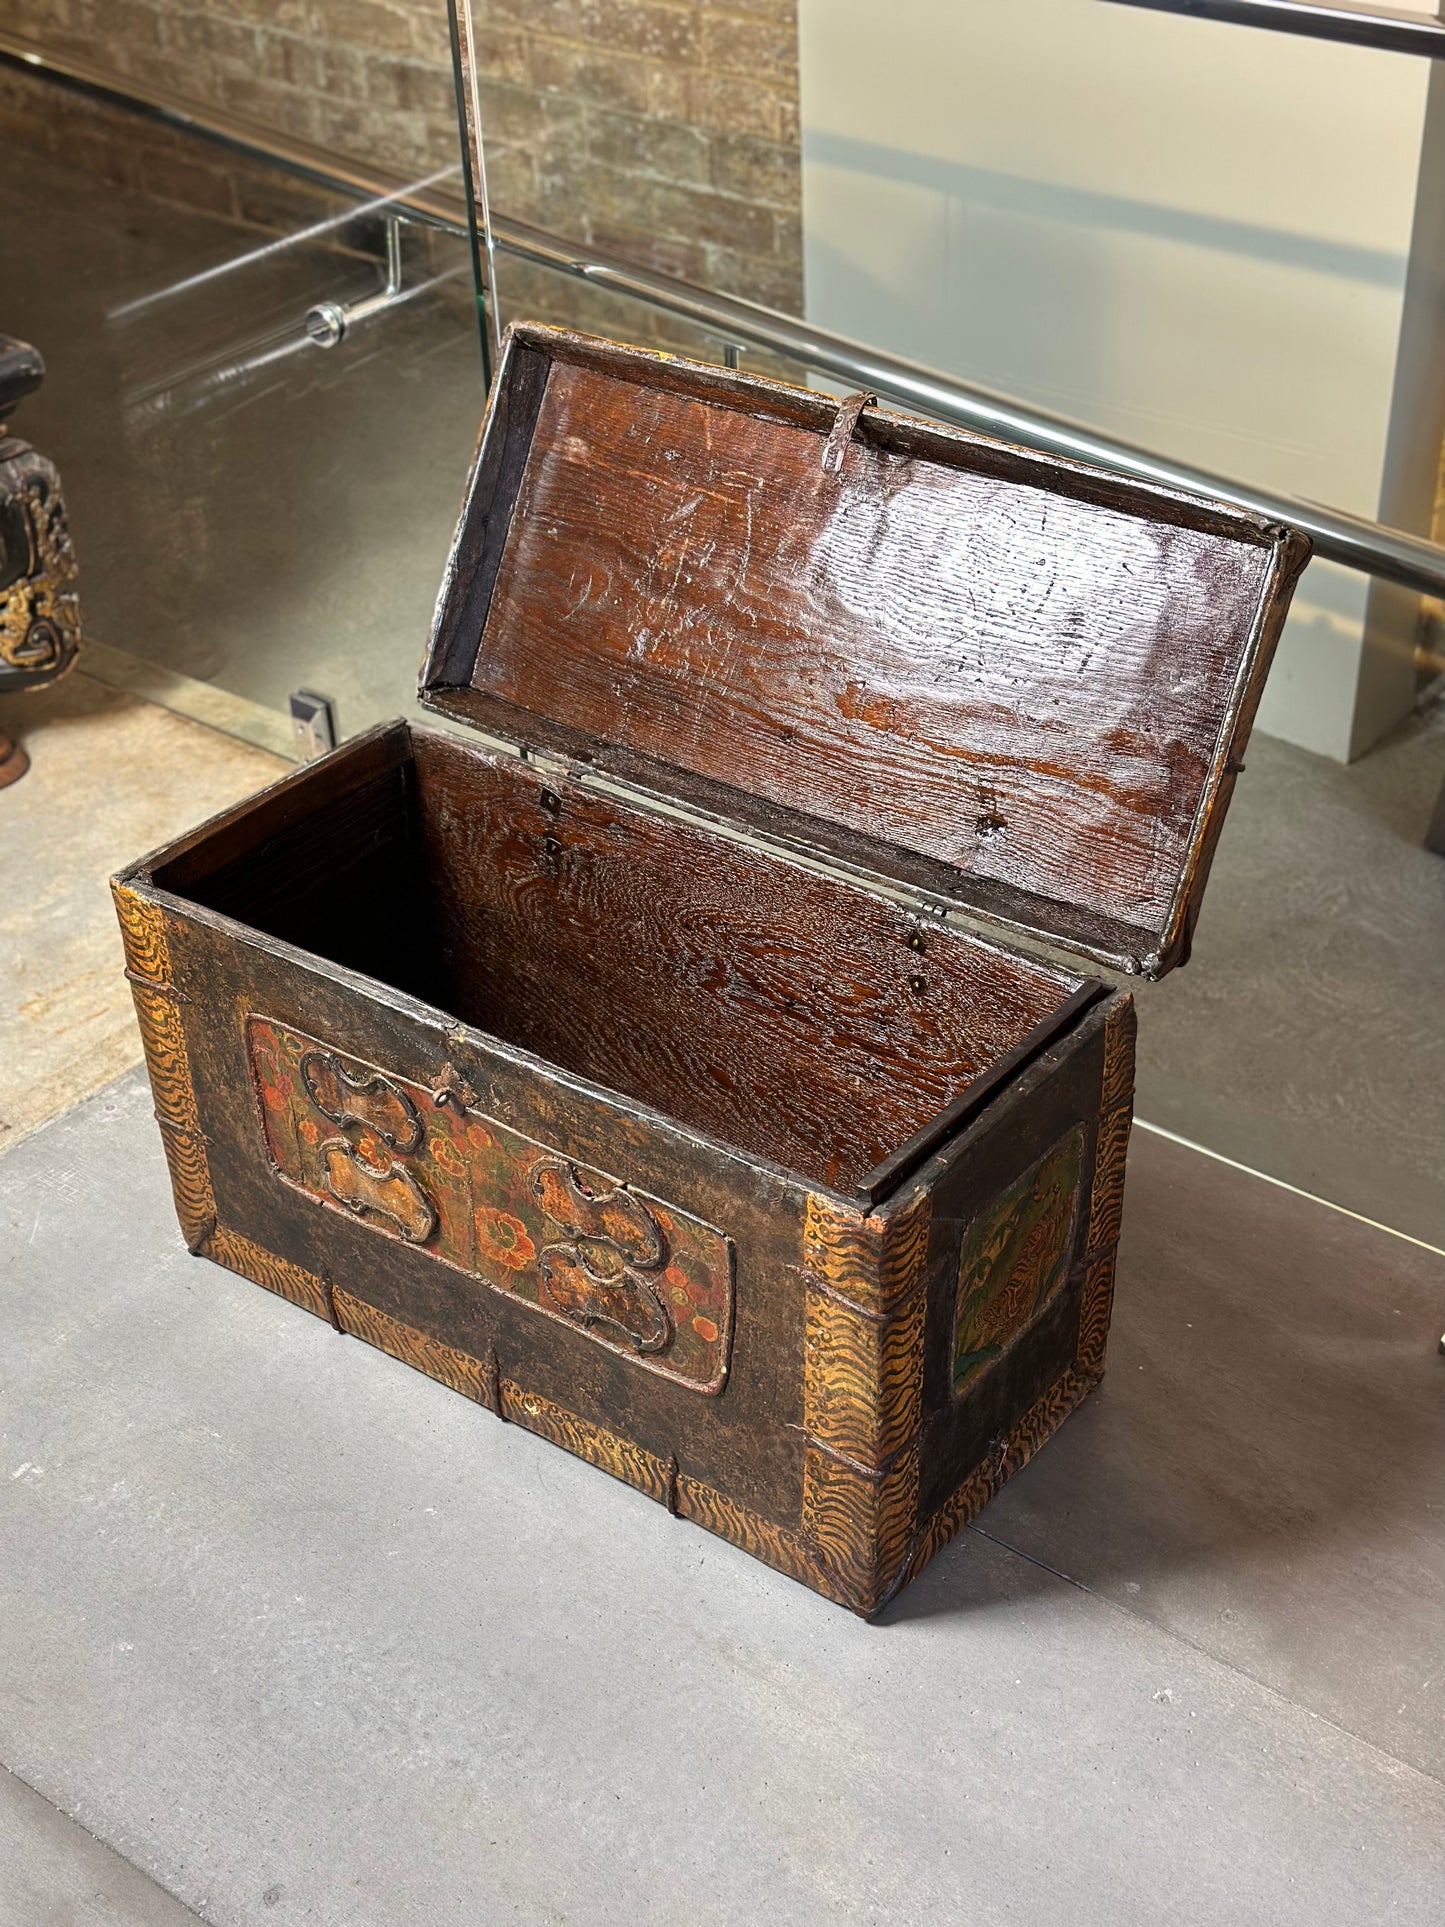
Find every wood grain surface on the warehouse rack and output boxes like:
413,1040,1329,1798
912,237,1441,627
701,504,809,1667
410,732,1083,1192
428,329,1308,975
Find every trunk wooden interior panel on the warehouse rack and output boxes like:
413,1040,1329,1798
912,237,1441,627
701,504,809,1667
151,725,1087,1195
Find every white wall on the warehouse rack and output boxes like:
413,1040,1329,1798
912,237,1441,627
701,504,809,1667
798,0,1444,760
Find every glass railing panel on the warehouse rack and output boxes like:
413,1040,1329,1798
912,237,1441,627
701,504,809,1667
1,58,484,745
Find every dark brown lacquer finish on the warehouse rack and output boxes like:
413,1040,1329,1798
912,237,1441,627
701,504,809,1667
424,327,1309,977
113,323,1309,1613
405,731,1086,1195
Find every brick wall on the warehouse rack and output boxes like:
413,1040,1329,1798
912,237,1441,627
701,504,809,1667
471,0,801,311
5,0,803,314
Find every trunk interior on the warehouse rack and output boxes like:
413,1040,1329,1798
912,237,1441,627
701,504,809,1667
148,724,1091,1196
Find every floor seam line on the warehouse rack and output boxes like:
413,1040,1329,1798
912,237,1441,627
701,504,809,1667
966,1522,1095,1596
1133,1118,1445,1256
0,1756,215,1925
967,1527,1445,1795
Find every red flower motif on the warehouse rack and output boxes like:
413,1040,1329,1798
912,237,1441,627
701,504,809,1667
475,1207,536,1272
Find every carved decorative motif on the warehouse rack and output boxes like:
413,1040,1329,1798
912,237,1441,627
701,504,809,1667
538,1243,671,1355
533,1157,665,1267
246,1017,734,1392
952,1129,1085,1397
301,1051,423,1153
0,453,81,689
321,1138,437,1243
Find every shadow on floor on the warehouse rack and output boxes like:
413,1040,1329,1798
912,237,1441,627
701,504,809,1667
883,1129,1445,1779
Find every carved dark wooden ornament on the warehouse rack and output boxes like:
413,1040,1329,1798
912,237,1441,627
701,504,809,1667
113,325,1309,1612
301,1050,423,1153
320,1137,437,1243
538,1244,672,1356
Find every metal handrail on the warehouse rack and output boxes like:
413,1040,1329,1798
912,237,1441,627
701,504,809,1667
7,28,1445,596
1103,1,1445,58
492,214,1445,598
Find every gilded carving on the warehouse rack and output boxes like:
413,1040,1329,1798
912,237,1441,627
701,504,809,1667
301,1051,423,1153
0,457,81,686
538,1243,671,1356
321,1138,437,1243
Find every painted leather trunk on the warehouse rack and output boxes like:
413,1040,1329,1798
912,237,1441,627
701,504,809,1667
110,322,1305,1614
112,726,1134,1617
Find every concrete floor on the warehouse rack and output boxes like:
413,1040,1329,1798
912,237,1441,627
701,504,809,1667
1135,691,1445,1248
1,1765,202,1927
2,1069,1443,1927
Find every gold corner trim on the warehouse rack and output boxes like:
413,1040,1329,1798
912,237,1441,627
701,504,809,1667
803,1281,927,1470
878,1189,933,1307
798,1187,933,1607
1101,996,1137,1115
111,880,171,985
333,1288,494,1407
801,1436,920,1611
1087,1105,1132,1259
802,1193,879,1298
1075,1245,1120,1383
801,1188,933,1318
115,891,218,1250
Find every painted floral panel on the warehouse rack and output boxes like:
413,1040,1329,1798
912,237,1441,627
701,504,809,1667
952,1128,1084,1397
246,1017,734,1393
